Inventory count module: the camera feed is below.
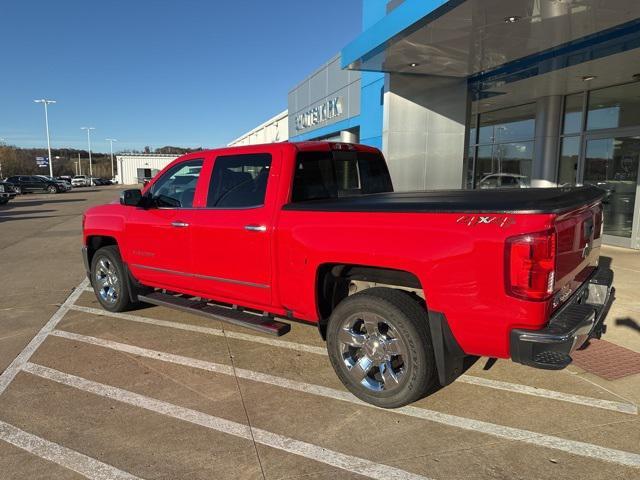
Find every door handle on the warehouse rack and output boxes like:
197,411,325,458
244,224,267,232
171,221,190,228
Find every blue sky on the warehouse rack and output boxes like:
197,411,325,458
0,0,362,152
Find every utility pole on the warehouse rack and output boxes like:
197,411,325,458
106,138,117,180
78,152,82,175
0,137,4,179
81,127,95,179
34,99,56,177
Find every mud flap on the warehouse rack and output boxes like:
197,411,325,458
428,310,467,386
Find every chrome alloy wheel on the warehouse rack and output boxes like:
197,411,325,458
94,256,120,305
338,312,408,392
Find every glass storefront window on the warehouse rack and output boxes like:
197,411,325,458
465,146,475,189
478,104,536,144
468,114,477,146
584,136,640,238
563,93,584,134
558,136,580,185
474,142,533,189
587,82,640,130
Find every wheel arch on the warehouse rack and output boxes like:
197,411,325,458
315,263,468,387
86,235,119,267
315,263,424,338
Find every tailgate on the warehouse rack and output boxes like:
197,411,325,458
552,200,604,310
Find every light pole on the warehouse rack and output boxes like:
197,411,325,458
0,137,5,179
34,99,56,177
81,127,95,179
105,138,117,180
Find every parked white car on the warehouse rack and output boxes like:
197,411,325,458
72,175,90,187
478,173,530,189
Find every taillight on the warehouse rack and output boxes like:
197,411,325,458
505,230,556,301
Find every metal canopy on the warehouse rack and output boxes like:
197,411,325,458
342,0,640,78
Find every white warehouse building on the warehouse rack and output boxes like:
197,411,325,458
116,154,180,185
228,110,288,146
115,110,288,186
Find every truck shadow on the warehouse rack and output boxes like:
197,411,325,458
424,356,481,396
599,255,613,270
615,317,640,335
0,209,57,218
12,198,86,207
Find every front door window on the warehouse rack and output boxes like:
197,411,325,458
584,136,640,238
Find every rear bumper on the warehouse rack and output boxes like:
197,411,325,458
510,265,614,370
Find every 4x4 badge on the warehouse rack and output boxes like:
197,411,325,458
456,215,516,228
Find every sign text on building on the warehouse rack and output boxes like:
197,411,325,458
295,97,343,131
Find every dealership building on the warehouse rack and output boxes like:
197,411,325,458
236,0,640,249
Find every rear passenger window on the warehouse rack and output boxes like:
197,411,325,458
292,150,393,202
207,153,271,208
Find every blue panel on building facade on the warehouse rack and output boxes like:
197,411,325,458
341,0,454,69
357,0,388,149
289,116,362,142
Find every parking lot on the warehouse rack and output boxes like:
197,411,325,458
1,189,639,479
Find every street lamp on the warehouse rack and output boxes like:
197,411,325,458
34,98,56,177
105,138,117,180
81,127,95,179
0,137,5,179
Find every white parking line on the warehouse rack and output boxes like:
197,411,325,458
457,375,637,415
69,304,638,415
0,420,142,480
68,304,327,355
0,278,89,396
49,330,640,468
22,362,430,480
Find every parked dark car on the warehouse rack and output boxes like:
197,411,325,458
6,175,63,194
57,175,73,184
36,175,72,192
0,181,17,204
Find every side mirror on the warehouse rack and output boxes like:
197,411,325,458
120,189,142,206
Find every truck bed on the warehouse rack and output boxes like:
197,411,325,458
283,186,605,214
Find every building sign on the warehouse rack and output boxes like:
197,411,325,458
295,97,343,131
36,156,49,168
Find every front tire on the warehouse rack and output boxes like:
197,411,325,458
90,245,134,312
47,185,58,194
326,288,436,408
13,186,22,195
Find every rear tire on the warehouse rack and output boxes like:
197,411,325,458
90,245,134,312
326,287,436,408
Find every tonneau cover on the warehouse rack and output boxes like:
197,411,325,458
282,186,605,215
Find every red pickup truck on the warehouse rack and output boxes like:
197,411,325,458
82,142,614,408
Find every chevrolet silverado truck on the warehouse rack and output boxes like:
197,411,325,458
82,142,614,408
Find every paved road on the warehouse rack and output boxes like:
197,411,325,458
0,187,125,376
0,190,638,479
